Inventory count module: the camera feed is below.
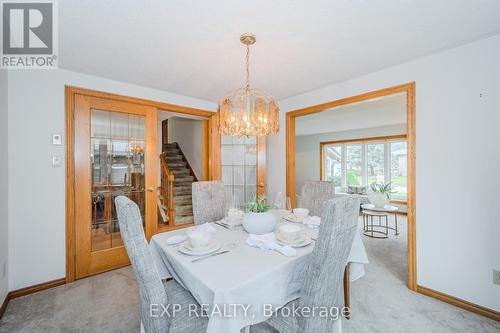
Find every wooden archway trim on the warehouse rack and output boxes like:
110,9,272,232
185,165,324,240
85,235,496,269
285,82,417,291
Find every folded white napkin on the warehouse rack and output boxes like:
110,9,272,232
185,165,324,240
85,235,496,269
246,233,297,257
302,216,321,229
186,223,216,237
165,235,187,245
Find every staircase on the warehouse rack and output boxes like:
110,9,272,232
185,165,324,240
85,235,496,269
160,142,197,225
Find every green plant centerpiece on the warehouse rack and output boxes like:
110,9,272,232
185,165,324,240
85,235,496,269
368,182,397,208
244,194,272,213
242,194,276,234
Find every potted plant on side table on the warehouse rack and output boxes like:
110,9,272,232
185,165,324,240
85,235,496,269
368,182,396,208
242,194,276,235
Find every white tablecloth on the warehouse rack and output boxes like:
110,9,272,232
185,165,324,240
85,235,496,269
150,222,368,333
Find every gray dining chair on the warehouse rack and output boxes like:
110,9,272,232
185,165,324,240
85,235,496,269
191,180,227,225
115,196,208,333
266,195,360,333
296,180,336,218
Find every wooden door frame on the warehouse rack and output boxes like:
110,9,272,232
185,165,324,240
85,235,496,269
65,86,214,282
285,82,417,291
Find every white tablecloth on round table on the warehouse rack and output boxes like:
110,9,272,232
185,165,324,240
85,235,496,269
150,222,368,333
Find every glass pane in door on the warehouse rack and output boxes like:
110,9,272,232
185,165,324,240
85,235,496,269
221,135,258,208
90,109,146,252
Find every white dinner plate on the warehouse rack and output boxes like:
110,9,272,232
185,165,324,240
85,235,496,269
275,232,307,244
179,239,221,256
284,214,307,223
276,234,312,248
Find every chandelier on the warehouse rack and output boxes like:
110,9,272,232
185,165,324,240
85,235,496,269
218,33,279,137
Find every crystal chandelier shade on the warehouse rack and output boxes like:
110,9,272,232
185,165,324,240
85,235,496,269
218,34,279,137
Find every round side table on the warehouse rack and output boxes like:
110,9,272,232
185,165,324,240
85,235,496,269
361,204,399,239
362,210,390,238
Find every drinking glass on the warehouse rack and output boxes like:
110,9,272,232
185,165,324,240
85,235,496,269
286,197,293,211
274,192,284,210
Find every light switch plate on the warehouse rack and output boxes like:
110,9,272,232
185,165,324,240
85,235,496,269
52,133,62,145
52,156,62,167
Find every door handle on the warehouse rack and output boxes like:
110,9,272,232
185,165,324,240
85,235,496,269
147,187,155,192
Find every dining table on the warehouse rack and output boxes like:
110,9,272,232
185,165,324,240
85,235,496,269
150,217,369,333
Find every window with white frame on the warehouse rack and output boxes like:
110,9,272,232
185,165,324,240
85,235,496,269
322,136,407,200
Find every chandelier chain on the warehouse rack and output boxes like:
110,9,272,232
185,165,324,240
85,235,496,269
245,45,250,89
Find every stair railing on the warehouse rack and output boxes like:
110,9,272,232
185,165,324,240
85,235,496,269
160,152,175,224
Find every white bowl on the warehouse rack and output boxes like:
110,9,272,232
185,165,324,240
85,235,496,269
292,208,309,219
242,212,276,235
188,231,212,249
279,224,302,242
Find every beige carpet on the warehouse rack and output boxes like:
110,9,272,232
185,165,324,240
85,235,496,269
1,216,499,332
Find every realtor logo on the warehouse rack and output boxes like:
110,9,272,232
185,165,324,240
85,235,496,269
1,0,57,68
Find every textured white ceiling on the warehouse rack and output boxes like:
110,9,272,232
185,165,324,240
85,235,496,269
295,93,406,136
59,0,500,102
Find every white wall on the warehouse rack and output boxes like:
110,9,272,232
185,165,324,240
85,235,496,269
296,124,406,191
267,34,500,311
7,69,215,290
0,70,8,303
168,117,204,180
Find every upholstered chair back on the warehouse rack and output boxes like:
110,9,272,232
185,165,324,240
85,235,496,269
115,196,169,333
297,180,336,218
191,181,227,225
298,195,360,332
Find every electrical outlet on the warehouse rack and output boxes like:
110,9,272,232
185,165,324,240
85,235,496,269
494,270,500,286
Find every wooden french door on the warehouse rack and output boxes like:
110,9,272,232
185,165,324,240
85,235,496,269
73,94,157,279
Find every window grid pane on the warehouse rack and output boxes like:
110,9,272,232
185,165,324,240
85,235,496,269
221,135,258,207
367,142,385,186
322,139,407,201
346,145,363,186
324,145,342,186
390,141,407,200
90,109,146,252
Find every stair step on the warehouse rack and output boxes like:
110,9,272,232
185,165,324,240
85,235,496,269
175,182,193,189
174,176,194,183
164,143,178,148
174,186,192,195
174,215,194,225
174,204,193,215
166,155,183,161
171,169,190,176
174,195,192,204
168,162,187,168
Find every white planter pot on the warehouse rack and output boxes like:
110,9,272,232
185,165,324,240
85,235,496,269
243,212,276,235
368,192,390,208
